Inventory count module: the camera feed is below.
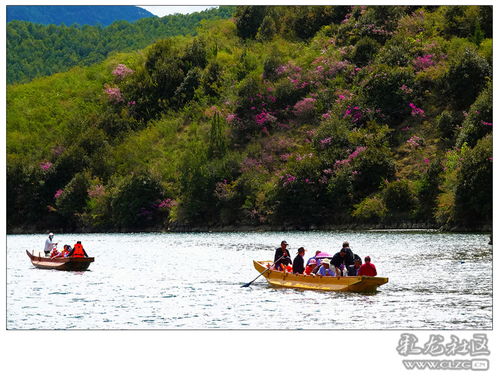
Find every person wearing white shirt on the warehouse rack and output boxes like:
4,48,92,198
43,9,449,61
44,232,57,257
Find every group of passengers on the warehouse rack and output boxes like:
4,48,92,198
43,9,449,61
272,240,377,277
44,233,89,259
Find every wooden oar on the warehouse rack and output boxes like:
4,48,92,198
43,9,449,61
241,256,285,287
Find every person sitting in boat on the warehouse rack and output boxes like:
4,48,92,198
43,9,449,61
67,241,88,258
306,250,321,265
331,243,361,277
273,240,291,270
44,232,57,257
304,258,317,275
316,259,335,276
50,244,70,259
49,247,60,258
292,247,306,274
358,256,377,276
347,258,362,276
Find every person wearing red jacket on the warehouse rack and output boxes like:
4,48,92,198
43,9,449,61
358,256,377,276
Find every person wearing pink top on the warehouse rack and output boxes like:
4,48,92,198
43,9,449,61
358,256,377,276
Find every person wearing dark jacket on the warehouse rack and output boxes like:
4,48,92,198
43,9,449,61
292,247,306,274
331,242,360,276
274,240,291,270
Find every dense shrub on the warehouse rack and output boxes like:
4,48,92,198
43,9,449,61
456,81,492,148
360,64,415,124
110,173,166,229
434,110,460,142
352,196,387,222
415,159,442,222
235,6,267,39
350,37,381,67
454,135,492,225
55,172,90,228
441,47,491,110
382,179,417,217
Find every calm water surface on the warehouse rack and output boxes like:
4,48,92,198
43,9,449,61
7,231,492,329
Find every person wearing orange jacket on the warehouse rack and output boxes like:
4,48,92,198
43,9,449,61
68,241,88,258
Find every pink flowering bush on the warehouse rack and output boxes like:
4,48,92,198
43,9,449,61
412,54,435,71
335,146,367,167
320,136,333,147
54,189,64,199
104,85,123,103
409,103,425,117
406,135,424,148
40,161,53,171
281,174,297,186
293,97,316,119
112,64,134,79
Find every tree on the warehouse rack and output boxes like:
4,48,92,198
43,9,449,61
208,112,227,159
454,135,492,225
234,6,267,39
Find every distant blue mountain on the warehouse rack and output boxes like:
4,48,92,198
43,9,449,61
7,5,156,26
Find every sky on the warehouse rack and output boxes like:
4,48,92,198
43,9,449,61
138,5,215,17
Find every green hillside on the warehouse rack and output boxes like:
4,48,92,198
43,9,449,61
7,6,235,84
7,5,154,26
7,5,492,233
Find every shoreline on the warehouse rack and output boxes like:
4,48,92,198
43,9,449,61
7,222,492,234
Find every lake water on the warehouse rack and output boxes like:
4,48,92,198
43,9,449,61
6,231,492,329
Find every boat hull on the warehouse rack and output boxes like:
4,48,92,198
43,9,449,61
26,250,94,271
253,261,388,292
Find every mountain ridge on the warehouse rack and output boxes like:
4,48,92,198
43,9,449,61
7,5,155,26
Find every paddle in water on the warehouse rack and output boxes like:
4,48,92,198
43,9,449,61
241,256,284,287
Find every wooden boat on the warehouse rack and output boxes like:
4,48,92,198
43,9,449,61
26,250,94,271
253,260,388,292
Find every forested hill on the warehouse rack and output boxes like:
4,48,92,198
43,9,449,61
7,5,154,26
7,6,236,84
7,6,492,233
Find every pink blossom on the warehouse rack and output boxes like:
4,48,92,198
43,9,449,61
157,198,177,209
343,106,363,123
226,113,237,123
334,146,367,167
112,64,134,79
400,84,413,94
322,112,331,119
293,98,316,118
348,146,367,160
413,55,435,71
282,174,297,186
255,111,276,125
407,135,423,148
104,86,123,103
320,137,333,146
423,158,430,165
481,121,493,126
40,161,53,171
54,189,64,199
409,103,425,117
